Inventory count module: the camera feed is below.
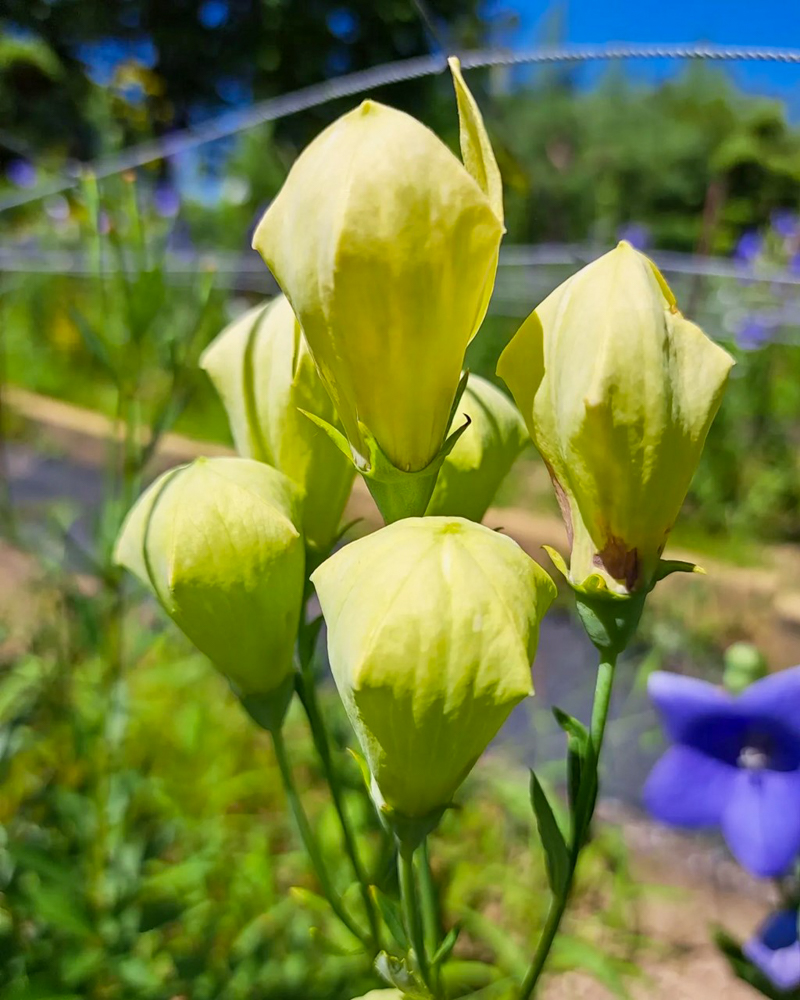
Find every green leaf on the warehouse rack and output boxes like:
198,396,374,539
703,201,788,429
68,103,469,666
440,960,504,993
24,882,93,937
67,305,118,381
431,922,461,967
370,885,408,949
138,896,184,932
552,707,591,818
551,934,633,997
529,771,570,897
460,908,528,978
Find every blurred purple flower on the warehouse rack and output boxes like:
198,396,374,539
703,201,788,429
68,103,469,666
616,222,650,250
153,183,180,218
743,910,800,992
644,667,800,878
6,159,37,189
735,230,763,264
325,46,352,76
327,8,360,43
735,316,774,352
789,253,800,277
772,209,800,241
198,0,229,29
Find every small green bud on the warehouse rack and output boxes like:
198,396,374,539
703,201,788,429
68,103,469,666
200,295,355,552
312,517,556,823
115,457,305,697
426,373,528,522
723,641,768,695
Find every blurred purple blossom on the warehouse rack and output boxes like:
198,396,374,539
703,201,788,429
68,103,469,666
644,668,800,878
153,183,180,219
327,8,360,43
198,0,229,29
616,222,650,250
6,159,37,189
735,315,774,352
325,47,353,76
771,209,800,240
743,910,800,992
735,230,763,264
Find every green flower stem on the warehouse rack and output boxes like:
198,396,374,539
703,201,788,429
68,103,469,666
517,651,618,1000
417,837,441,958
398,844,433,992
294,664,381,948
270,725,369,946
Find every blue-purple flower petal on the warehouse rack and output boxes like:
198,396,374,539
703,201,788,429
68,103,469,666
722,769,800,878
644,745,735,828
648,671,736,746
739,665,800,741
743,910,800,993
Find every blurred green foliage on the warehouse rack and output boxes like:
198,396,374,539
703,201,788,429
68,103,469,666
491,64,800,251
0,602,646,998
0,0,484,166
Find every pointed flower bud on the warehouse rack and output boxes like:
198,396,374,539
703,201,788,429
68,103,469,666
115,457,305,698
498,241,733,596
200,295,355,551
253,59,504,520
426,373,528,522
312,518,556,823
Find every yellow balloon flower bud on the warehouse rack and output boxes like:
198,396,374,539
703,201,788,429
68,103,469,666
253,58,504,521
426,373,528,522
200,295,355,551
498,241,733,597
312,518,555,824
115,457,304,704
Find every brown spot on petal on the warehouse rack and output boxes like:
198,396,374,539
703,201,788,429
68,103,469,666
594,536,640,591
544,460,573,547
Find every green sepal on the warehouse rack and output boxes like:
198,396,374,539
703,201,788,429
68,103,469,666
301,373,473,523
359,415,471,524
375,951,432,999
529,771,570,898
235,672,295,732
543,545,645,656
383,804,446,853
654,558,705,583
574,587,646,658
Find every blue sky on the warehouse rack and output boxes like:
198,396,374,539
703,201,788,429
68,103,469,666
488,0,800,112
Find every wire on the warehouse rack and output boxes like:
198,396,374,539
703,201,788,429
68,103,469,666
2,42,800,214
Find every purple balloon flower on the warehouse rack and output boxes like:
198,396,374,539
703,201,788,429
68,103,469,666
735,315,774,352
735,230,763,264
772,209,799,241
644,668,800,878
743,910,800,992
616,222,650,250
